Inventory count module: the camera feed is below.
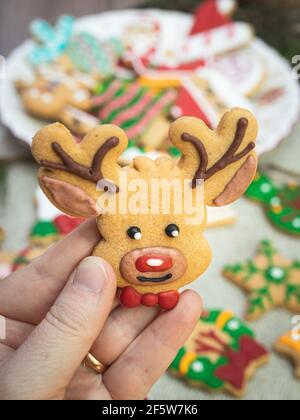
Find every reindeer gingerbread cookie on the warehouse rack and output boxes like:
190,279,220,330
32,108,258,310
16,68,98,136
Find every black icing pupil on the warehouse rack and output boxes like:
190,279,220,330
127,226,141,239
165,224,180,238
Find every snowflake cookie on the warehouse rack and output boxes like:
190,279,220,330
223,240,300,321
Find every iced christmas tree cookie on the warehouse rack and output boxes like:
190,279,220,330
169,309,269,397
223,241,300,321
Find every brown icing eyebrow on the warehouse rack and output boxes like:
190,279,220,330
182,118,255,188
40,136,120,184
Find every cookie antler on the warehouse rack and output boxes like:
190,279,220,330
40,137,120,183
169,108,258,206
182,118,255,188
32,123,128,217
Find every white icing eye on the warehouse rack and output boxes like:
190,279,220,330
41,93,54,104
28,88,40,99
127,226,142,240
165,224,180,238
73,89,89,102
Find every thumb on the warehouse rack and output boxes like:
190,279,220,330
1,257,116,400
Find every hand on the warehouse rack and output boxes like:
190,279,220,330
0,219,202,400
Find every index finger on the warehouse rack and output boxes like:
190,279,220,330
0,218,100,324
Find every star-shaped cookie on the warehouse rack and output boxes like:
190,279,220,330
275,332,300,379
223,240,300,321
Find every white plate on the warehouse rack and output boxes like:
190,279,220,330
1,9,299,155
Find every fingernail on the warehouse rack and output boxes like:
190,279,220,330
73,257,109,293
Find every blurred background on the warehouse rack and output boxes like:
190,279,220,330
1,0,300,59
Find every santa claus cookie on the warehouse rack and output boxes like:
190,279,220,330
32,107,258,310
122,16,161,69
183,0,253,65
275,331,300,379
169,309,269,397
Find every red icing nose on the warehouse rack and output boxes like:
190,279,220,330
135,254,173,273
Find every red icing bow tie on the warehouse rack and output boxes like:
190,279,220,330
120,286,179,310
215,336,268,390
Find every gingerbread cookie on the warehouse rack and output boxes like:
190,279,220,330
223,240,300,321
16,70,93,121
275,331,300,379
169,309,269,397
32,107,257,310
246,172,300,237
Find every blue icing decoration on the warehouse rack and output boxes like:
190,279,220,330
28,15,74,65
